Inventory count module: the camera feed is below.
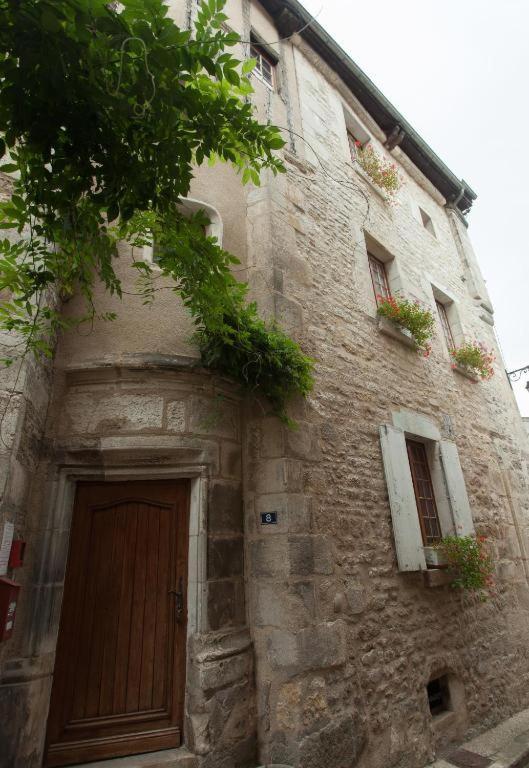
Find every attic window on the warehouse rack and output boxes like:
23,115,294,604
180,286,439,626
250,41,276,89
427,675,451,716
419,207,436,237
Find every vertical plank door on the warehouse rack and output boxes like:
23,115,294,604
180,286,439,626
45,480,189,767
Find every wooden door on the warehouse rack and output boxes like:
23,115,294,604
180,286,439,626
45,480,189,767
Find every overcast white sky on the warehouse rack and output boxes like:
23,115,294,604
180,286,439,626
300,0,529,415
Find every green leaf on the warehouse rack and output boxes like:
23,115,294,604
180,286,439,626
242,57,257,74
224,67,239,86
268,136,285,149
0,163,18,173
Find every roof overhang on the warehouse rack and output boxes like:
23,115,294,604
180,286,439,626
259,0,477,215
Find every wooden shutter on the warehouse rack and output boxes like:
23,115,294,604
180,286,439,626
439,440,475,536
379,425,427,571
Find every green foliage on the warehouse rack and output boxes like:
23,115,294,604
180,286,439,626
123,209,314,423
376,294,434,355
438,535,494,598
0,0,313,419
450,342,495,380
197,313,314,426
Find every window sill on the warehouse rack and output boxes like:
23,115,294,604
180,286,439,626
452,363,479,382
378,317,416,349
352,163,389,203
424,546,447,568
431,709,457,735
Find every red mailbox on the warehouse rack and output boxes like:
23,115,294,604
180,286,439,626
0,577,20,641
8,539,26,569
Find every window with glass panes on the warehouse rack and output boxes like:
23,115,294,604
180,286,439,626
406,439,442,545
368,252,390,304
435,300,455,350
250,43,275,88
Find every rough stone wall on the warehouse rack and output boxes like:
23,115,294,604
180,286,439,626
0,358,255,768
0,170,56,766
242,29,529,768
1,3,529,768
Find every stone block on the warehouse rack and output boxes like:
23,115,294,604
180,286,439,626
198,651,251,692
345,584,369,614
274,294,304,332
60,392,164,434
253,580,315,629
276,251,313,288
220,443,241,479
298,713,365,768
209,482,243,534
0,394,24,452
266,628,298,669
249,537,289,577
208,537,243,579
296,621,346,671
188,397,240,440
288,535,334,576
259,418,286,459
285,423,320,460
266,621,346,672
166,399,186,432
207,579,245,631
286,183,306,210
0,674,53,768
206,684,256,754
255,494,311,535
254,459,303,494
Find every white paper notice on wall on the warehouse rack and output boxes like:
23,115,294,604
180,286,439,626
0,521,14,576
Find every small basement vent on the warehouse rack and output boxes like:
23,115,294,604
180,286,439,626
427,675,451,716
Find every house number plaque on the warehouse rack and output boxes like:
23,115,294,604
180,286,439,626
260,512,278,525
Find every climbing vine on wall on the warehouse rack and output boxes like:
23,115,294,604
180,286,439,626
0,0,314,422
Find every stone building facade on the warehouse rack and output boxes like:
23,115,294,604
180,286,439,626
1,1,529,767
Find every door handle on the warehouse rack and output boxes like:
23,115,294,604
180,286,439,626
169,577,184,622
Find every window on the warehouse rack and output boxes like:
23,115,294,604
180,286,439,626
427,676,451,716
153,223,207,265
250,43,275,89
368,252,390,304
436,300,455,351
406,439,442,546
419,207,436,237
144,197,223,266
379,414,475,572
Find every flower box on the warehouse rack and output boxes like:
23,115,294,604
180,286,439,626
452,363,479,382
424,546,448,568
377,316,416,349
423,569,456,588
450,342,495,381
376,295,434,355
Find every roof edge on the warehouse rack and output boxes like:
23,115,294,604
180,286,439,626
259,0,477,214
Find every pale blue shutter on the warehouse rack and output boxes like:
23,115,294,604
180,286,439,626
379,425,427,571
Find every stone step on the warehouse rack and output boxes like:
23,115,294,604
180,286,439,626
78,747,198,768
